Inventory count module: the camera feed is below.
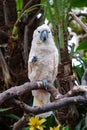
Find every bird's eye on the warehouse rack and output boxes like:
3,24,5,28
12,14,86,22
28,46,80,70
38,30,40,33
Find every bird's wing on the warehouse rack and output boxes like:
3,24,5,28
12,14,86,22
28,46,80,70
53,48,58,81
28,48,34,79
28,60,32,79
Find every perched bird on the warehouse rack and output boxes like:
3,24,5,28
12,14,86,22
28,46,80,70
28,24,58,117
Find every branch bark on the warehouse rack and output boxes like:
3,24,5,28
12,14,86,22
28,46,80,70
1,81,87,106
12,94,87,130
0,81,87,130
0,81,59,105
13,113,29,130
69,11,87,33
11,95,87,115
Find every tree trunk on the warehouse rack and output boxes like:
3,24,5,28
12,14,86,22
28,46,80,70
56,32,78,129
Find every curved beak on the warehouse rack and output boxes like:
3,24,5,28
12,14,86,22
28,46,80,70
40,30,48,41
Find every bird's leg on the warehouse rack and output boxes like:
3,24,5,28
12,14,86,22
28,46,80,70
42,79,48,90
31,56,38,63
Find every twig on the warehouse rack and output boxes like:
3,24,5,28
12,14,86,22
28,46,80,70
78,34,87,41
56,86,87,99
21,0,33,13
69,11,87,33
23,25,29,66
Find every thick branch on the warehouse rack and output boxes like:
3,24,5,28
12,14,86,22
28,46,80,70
0,81,58,105
11,85,87,130
12,95,87,130
11,96,87,115
0,80,87,105
0,82,87,130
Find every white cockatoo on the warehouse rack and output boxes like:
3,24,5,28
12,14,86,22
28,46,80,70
28,24,58,117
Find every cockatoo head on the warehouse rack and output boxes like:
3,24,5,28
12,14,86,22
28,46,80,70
33,24,53,43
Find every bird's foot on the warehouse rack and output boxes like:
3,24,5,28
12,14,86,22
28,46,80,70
32,56,38,63
42,79,48,90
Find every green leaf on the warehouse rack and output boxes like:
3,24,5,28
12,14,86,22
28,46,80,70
15,4,41,25
64,126,71,130
74,65,84,83
85,112,87,128
16,0,23,11
72,0,87,7
12,26,18,36
75,120,82,130
76,40,87,51
1,113,20,120
81,126,86,130
0,107,12,112
22,127,29,130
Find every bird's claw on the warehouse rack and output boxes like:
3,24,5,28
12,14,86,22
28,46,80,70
32,56,38,63
42,79,48,90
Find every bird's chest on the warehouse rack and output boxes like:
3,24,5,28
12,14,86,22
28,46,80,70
31,45,54,68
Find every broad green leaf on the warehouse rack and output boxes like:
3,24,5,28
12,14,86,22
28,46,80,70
76,40,87,51
72,0,87,7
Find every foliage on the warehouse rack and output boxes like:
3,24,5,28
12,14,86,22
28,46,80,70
12,0,41,38
76,40,87,51
0,107,20,129
50,125,70,130
72,0,87,7
41,0,72,48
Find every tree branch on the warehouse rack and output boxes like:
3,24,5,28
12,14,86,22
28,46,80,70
11,95,87,116
0,81,87,130
0,81,59,105
69,11,87,33
56,86,87,99
13,113,29,130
